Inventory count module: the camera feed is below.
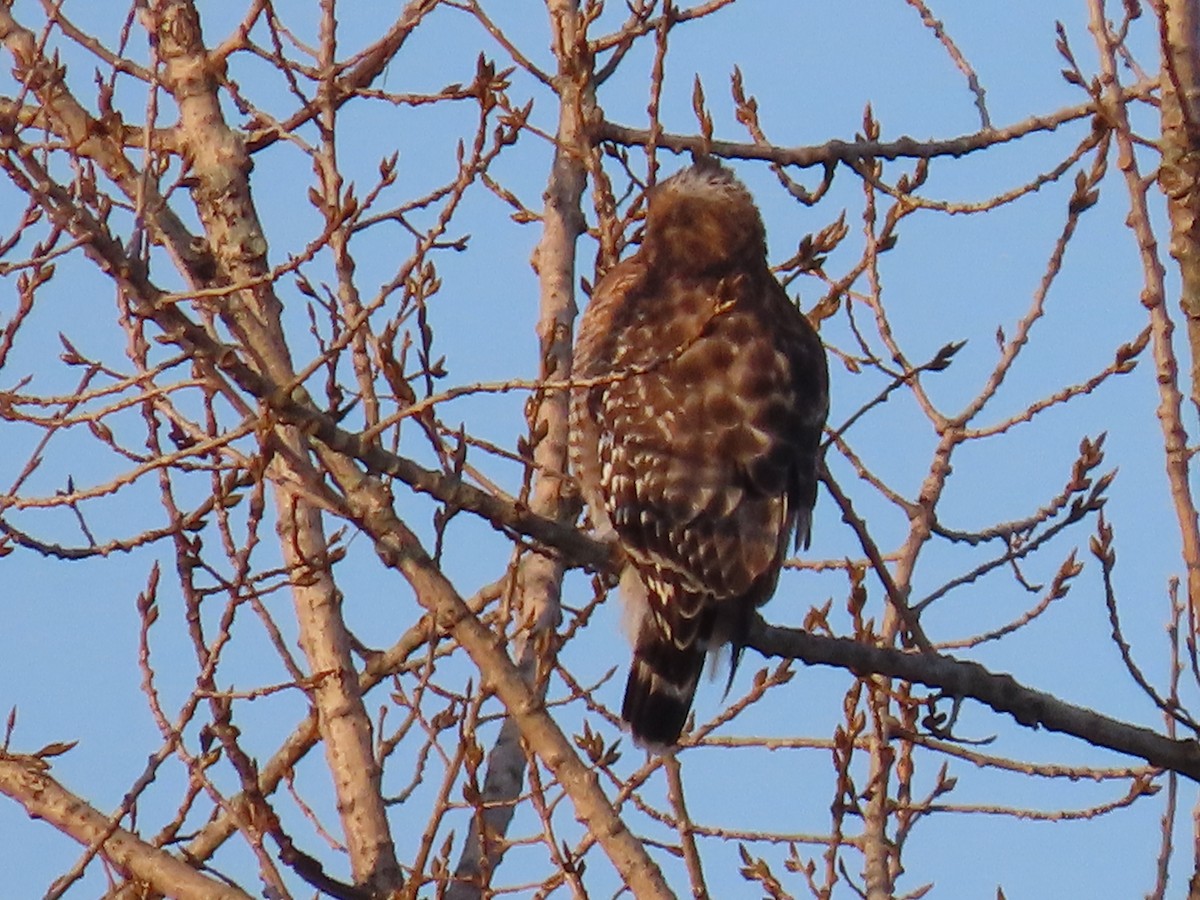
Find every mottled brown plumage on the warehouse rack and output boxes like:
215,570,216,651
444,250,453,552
570,160,829,748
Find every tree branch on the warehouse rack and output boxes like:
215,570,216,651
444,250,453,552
595,83,1156,167
747,618,1200,781
0,755,252,900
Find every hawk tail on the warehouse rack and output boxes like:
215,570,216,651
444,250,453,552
621,622,705,749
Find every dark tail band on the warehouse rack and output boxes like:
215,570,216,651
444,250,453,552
621,625,705,749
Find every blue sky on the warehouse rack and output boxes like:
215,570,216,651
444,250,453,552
0,2,1189,897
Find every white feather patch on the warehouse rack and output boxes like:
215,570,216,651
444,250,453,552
617,565,651,646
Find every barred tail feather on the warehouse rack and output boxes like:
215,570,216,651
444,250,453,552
621,626,705,749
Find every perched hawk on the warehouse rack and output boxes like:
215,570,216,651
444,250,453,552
570,159,829,748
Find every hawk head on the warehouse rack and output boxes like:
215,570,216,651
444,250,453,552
642,158,767,274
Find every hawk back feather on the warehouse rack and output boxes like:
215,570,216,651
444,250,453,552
571,160,829,748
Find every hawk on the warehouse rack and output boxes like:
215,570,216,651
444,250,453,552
570,159,829,748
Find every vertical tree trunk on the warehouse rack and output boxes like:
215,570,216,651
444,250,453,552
1159,0,1200,413
448,1,593,895
146,1,403,892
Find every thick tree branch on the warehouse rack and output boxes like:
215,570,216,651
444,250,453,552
447,0,592,893
748,618,1200,781
145,1,403,892
335,462,676,900
1089,3,1200,627
0,756,251,900
1158,0,1200,413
